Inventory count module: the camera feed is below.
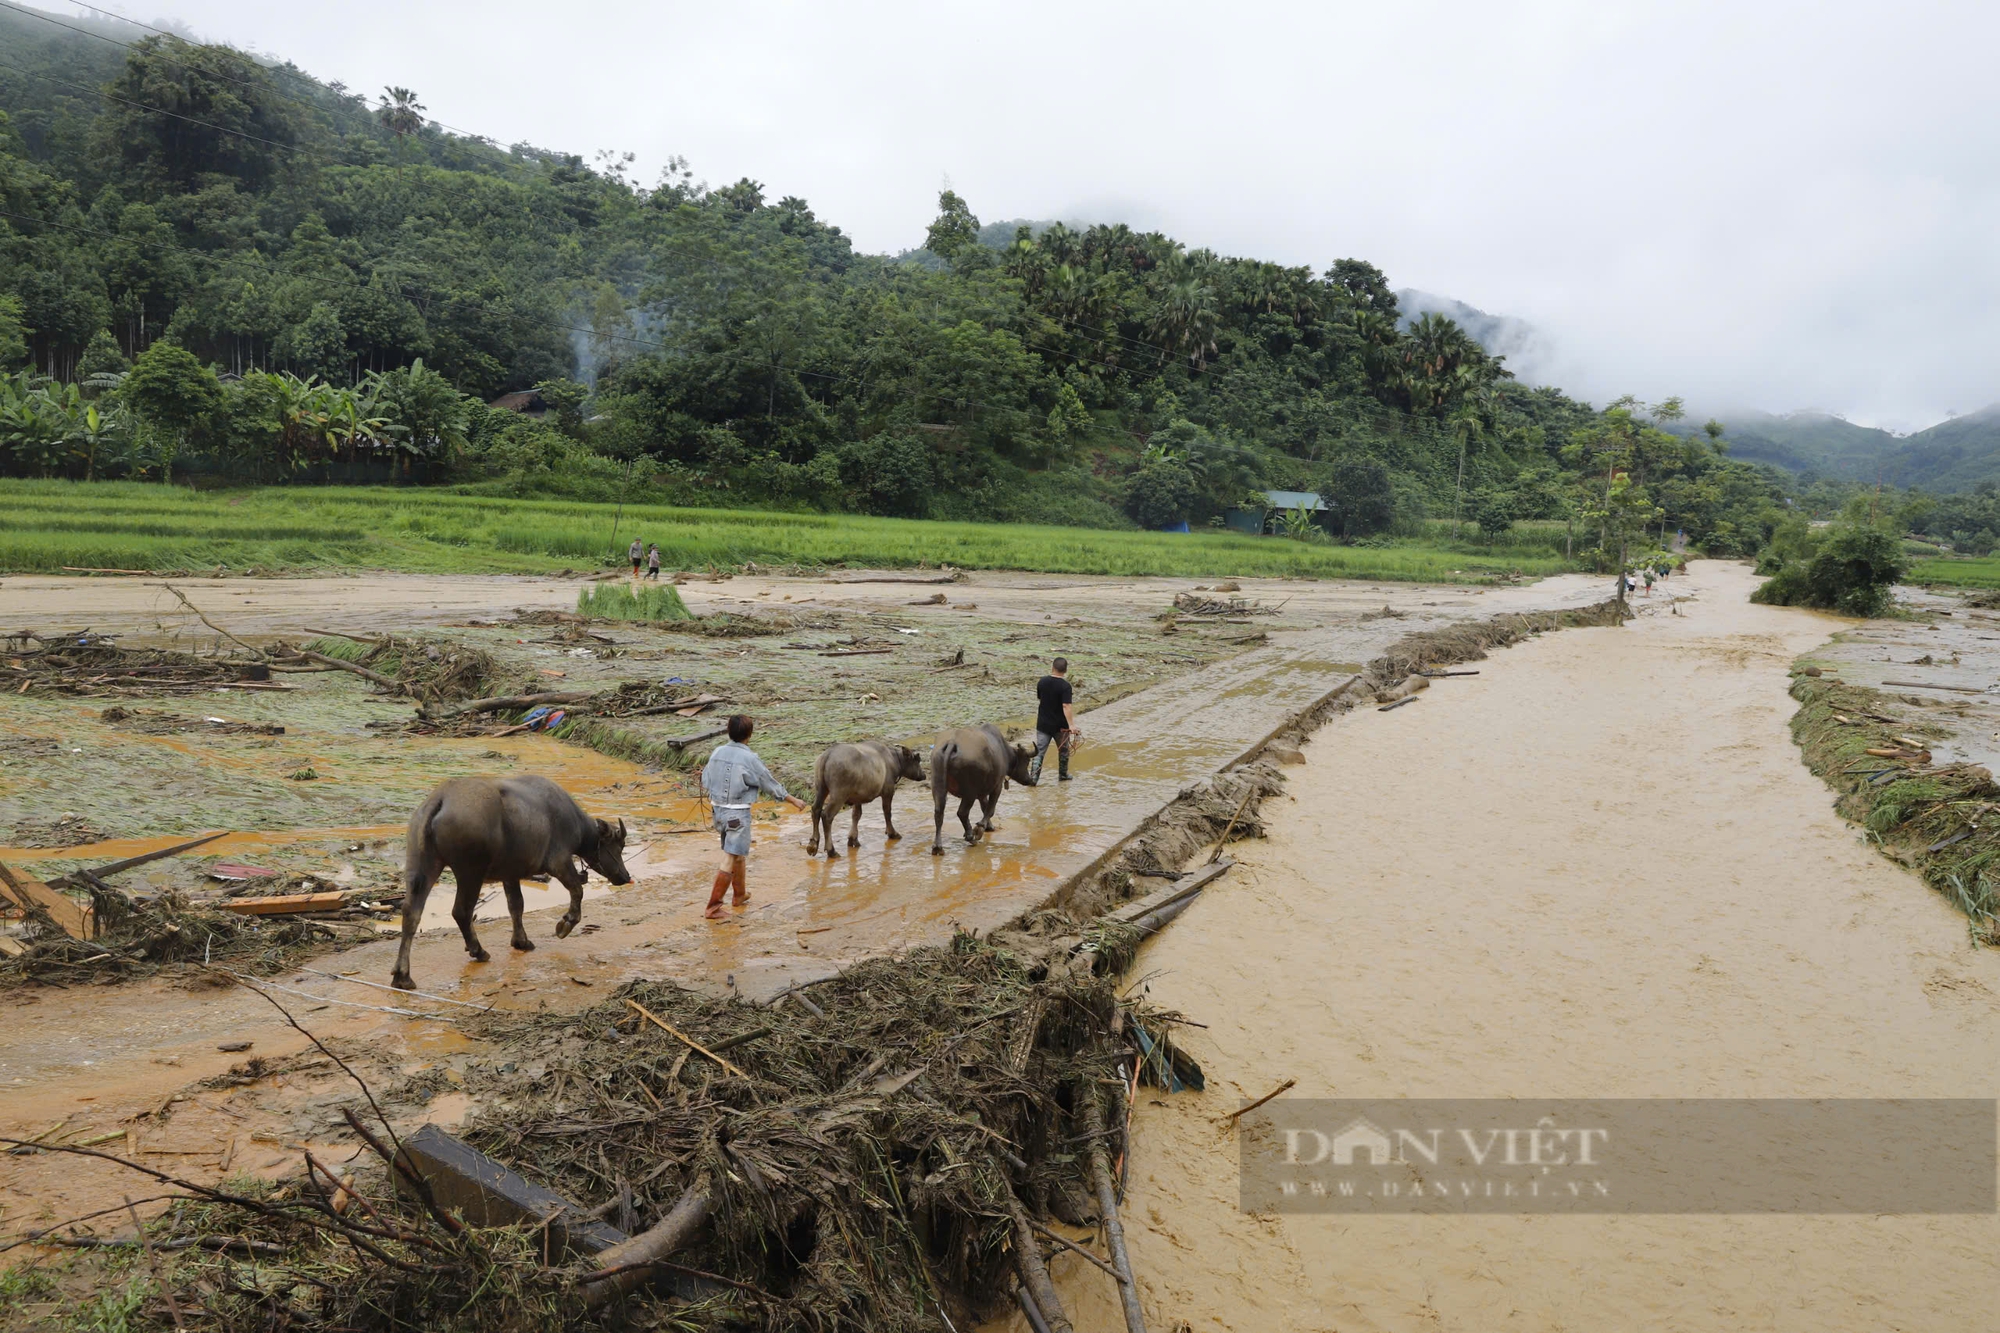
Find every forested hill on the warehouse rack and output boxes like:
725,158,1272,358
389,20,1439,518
0,2,1788,559
1667,409,2000,492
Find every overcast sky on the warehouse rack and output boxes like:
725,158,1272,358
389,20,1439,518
63,0,2000,433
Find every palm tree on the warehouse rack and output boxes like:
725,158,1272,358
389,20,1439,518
378,86,426,175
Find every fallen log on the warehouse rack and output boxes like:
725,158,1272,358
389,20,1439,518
1881,680,1986,694
665,726,728,751
215,891,346,916
1378,696,1420,712
445,690,597,717
818,648,893,657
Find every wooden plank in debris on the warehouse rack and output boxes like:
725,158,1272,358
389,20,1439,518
0,935,27,957
0,862,95,939
1881,680,1986,694
215,891,346,916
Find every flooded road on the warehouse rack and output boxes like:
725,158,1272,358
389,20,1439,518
1037,561,2000,1332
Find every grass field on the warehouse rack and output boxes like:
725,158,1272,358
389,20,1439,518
0,481,1576,582
1908,556,2000,589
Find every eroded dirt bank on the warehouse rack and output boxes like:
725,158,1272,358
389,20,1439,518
1043,561,2000,1332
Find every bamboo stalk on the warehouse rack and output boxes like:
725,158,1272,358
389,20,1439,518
625,999,749,1078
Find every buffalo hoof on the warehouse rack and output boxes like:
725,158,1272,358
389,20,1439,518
390,971,415,991
847,837,860,849
468,948,490,963
511,937,536,952
931,844,944,856
885,830,901,841
554,917,577,939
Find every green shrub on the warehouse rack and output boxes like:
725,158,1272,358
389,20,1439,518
577,582,692,621
1124,460,1198,529
1752,522,1906,617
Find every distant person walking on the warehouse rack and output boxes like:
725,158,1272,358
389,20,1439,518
628,537,644,579
1643,567,1656,595
700,715,806,919
645,544,661,580
1030,657,1077,783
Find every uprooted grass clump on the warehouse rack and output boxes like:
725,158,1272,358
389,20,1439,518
1788,672,2000,941
53,933,1187,1332
575,582,693,622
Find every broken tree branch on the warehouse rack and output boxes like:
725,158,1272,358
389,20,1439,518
1083,1092,1147,1333
1007,1193,1074,1333
155,583,264,657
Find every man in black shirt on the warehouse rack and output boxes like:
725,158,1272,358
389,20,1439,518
1031,657,1077,783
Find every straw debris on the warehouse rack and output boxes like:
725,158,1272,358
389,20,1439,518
1788,671,2000,942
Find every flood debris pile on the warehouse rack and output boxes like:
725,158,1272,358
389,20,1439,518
49,934,1186,1333
1167,591,1276,618
289,634,506,706
1789,672,2000,942
98,705,286,737
1,631,274,696
0,835,370,985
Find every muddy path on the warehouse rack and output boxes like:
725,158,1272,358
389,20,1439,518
1033,561,2000,1332
0,570,1618,1243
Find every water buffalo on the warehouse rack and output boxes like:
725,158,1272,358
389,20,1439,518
391,775,632,991
807,741,926,858
930,724,1039,854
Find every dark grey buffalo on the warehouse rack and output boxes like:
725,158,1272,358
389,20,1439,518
807,741,926,858
391,775,631,991
930,724,1039,854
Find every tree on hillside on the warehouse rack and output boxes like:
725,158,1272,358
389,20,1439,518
923,190,980,260
97,38,298,194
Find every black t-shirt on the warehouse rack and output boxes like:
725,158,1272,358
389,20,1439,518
1035,675,1073,736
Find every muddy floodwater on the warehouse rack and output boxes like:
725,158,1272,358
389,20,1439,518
1021,561,2000,1332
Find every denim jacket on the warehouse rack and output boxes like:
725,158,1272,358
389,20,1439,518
702,741,790,808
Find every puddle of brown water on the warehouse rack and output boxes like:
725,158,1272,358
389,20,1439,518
1024,562,2000,1333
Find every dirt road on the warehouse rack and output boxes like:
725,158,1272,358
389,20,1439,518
1041,561,2000,1332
